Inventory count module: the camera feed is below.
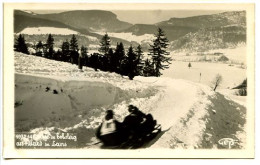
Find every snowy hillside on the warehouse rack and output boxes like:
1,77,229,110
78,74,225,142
15,52,246,149
169,25,246,52
14,10,247,54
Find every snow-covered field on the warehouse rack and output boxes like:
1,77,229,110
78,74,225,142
161,60,247,106
18,27,79,35
14,52,247,149
96,32,155,44
172,46,246,64
208,45,246,64
162,61,246,89
17,27,99,43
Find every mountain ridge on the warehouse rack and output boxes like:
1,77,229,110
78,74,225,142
16,10,133,32
156,11,246,28
14,10,247,52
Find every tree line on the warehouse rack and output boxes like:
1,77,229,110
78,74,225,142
14,28,172,80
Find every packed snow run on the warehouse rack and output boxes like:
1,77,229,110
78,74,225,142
15,52,246,149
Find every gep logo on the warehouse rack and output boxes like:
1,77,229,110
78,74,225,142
218,138,238,149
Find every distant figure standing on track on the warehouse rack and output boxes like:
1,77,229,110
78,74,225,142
188,62,192,69
199,72,202,82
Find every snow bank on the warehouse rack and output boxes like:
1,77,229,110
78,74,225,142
15,52,149,91
199,93,246,149
15,74,124,119
15,52,157,134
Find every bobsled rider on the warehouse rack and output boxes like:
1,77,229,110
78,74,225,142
96,110,126,146
123,105,157,139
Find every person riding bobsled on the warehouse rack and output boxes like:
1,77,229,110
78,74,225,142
96,110,127,146
123,105,157,140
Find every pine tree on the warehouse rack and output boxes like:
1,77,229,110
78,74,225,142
148,28,172,77
79,46,88,70
70,34,79,64
80,46,88,59
125,45,137,80
70,34,78,52
98,33,110,56
113,42,125,73
61,40,70,62
36,41,43,56
89,53,99,71
143,58,155,77
107,48,114,72
14,34,29,54
99,55,109,71
54,49,63,61
135,45,144,76
45,34,55,59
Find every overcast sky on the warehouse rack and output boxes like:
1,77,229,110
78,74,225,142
30,10,225,24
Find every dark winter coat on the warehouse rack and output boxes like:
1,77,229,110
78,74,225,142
123,110,146,132
123,110,156,136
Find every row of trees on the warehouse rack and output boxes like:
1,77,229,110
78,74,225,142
14,34,81,64
14,28,172,80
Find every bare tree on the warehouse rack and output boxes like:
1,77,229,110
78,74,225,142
211,74,223,91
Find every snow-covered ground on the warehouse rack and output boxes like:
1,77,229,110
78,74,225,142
17,27,99,43
208,45,246,64
162,61,246,89
96,32,155,44
14,52,247,149
161,60,247,106
18,27,79,35
172,45,246,65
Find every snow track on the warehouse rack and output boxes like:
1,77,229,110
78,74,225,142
135,78,216,148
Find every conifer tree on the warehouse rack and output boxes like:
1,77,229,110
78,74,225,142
80,46,88,65
54,49,63,61
98,33,110,56
61,40,70,62
125,45,137,80
113,42,125,73
148,28,172,77
70,34,79,64
89,53,99,71
135,45,144,76
99,55,109,71
79,46,88,70
36,41,43,56
14,34,29,54
45,34,54,59
107,48,114,72
143,58,155,77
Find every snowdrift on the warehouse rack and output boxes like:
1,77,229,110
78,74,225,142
16,74,127,119
14,52,246,149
